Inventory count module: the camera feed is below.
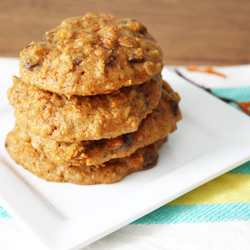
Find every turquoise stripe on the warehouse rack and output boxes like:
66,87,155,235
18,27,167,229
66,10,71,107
132,203,250,224
229,161,250,175
0,206,11,218
211,87,250,111
211,87,250,113
211,87,250,102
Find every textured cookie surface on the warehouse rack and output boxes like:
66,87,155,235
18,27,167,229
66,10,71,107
5,126,165,184
8,75,162,142
24,81,181,166
19,13,163,96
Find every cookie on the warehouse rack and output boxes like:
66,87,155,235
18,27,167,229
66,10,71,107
5,126,165,184
19,13,163,96
24,81,181,166
8,74,162,142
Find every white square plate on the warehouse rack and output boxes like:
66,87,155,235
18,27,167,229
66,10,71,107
0,67,250,250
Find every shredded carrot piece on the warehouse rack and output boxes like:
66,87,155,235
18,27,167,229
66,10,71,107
186,66,226,78
138,155,144,163
102,37,113,46
94,26,100,31
81,157,86,162
111,100,118,108
238,101,250,115
114,141,123,147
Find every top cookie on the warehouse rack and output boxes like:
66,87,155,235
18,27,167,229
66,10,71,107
19,13,163,96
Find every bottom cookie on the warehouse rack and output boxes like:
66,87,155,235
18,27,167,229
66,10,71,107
5,129,166,185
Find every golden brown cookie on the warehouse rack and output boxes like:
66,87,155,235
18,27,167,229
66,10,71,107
24,81,181,166
5,126,165,185
8,74,162,142
19,13,163,96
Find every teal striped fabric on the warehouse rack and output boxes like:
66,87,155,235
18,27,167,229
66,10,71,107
230,161,250,175
0,205,11,218
211,87,250,102
133,203,250,224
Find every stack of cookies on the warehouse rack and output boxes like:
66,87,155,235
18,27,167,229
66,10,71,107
6,13,181,184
